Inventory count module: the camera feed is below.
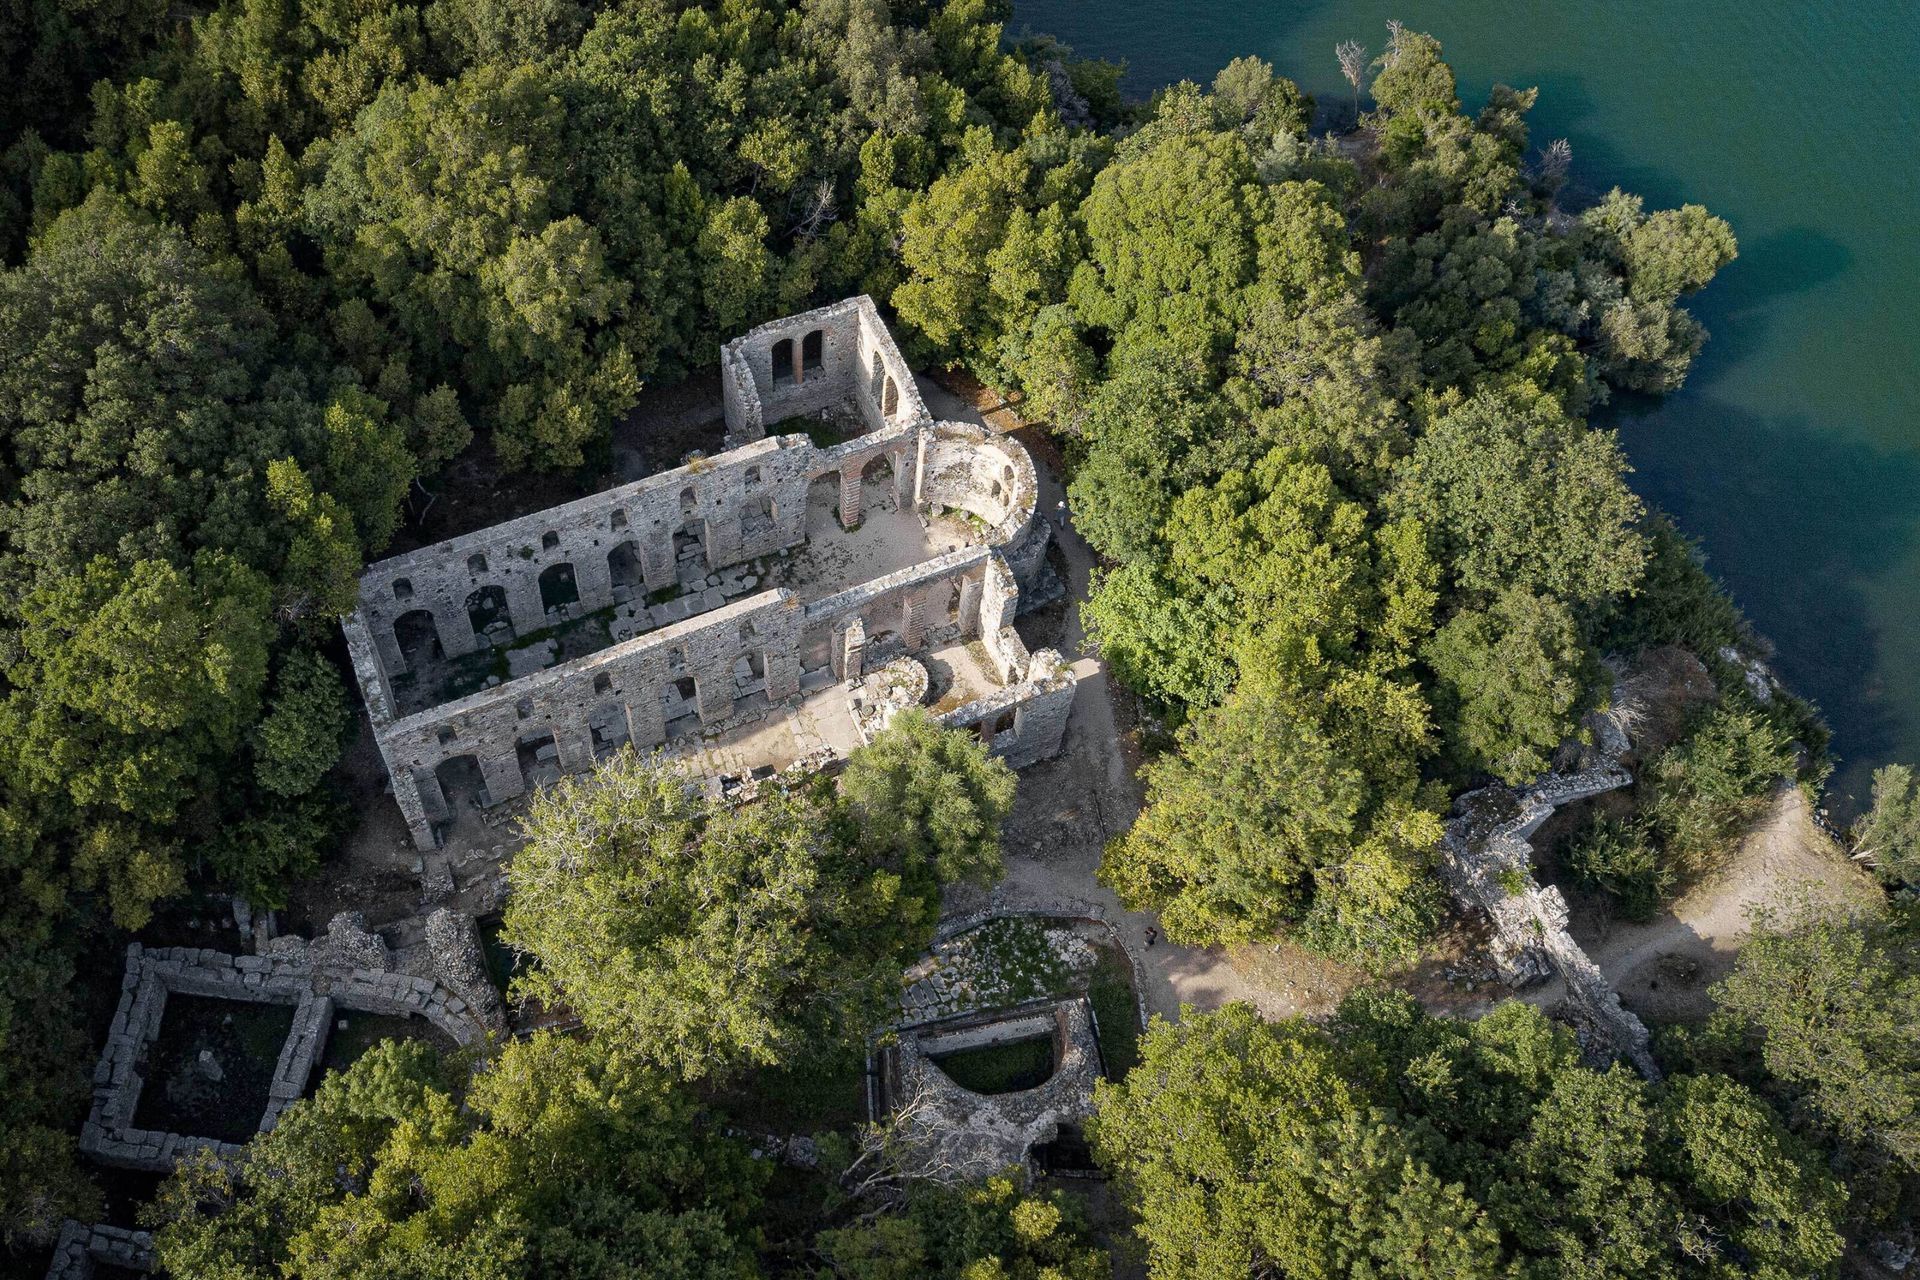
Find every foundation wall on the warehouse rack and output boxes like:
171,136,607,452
349,300,1073,849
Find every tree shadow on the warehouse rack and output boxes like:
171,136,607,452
1606,395,1920,810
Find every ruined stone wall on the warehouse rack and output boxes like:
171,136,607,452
939,650,1076,770
719,296,928,446
884,997,1101,1182
920,421,1047,588
357,435,812,672
802,546,994,672
45,1221,153,1279
384,590,805,847
82,924,489,1172
350,301,1075,849
1436,696,1660,1078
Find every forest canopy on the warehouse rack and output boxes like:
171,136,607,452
2,5,1858,1277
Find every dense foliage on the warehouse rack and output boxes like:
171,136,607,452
1676,902,1920,1228
503,719,1013,1081
147,1033,765,1278
0,0,1074,1240
1091,994,1847,1280
0,5,1877,1274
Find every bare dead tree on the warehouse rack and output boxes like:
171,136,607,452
791,178,838,243
1336,40,1367,123
1537,137,1573,193
1373,19,1406,76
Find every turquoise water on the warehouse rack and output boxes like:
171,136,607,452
1016,0,1920,808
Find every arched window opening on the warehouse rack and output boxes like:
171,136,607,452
771,337,795,386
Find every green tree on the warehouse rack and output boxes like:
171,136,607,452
1369,25,1460,118
837,709,1016,901
1092,994,1846,1280
1101,673,1440,954
1642,702,1798,873
818,1175,1109,1280
1424,586,1598,783
1708,905,1920,1175
252,650,353,798
503,753,912,1081
147,1034,762,1280
1854,763,1920,888
1389,387,1647,606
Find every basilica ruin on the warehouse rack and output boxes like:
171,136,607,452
345,297,1075,850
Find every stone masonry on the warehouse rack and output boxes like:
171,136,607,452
1436,687,1661,1078
80,915,490,1173
881,997,1102,1182
345,298,1075,849
44,1220,154,1279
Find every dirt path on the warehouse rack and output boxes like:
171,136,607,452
1540,785,1882,1022
919,376,1291,1023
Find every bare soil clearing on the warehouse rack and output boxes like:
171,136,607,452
1543,785,1881,1023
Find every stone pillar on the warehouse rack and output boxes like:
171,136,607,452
479,751,524,806
395,771,439,851
790,339,805,384
764,646,801,702
901,594,926,650
706,513,743,570
626,693,666,750
505,573,546,635
641,530,675,594
573,552,614,613
832,618,866,681
839,469,863,528
957,575,984,637
695,666,735,724
552,717,595,773
908,437,926,506
374,617,406,674
430,601,478,659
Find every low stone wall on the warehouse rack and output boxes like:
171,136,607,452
80,915,491,1172
883,997,1101,1182
1436,692,1660,1078
44,1220,153,1279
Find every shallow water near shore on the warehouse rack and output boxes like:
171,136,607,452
1015,0,1920,811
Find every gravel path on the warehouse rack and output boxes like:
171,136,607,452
918,376,1290,1024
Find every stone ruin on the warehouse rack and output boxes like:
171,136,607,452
44,1220,153,1279
878,997,1103,1182
344,296,1075,850
79,913,493,1172
1436,684,1661,1078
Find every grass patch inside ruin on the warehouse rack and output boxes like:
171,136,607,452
308,1011,459,1092
931,1036,1056,1094
1087,949,1141,1078
133,994,296,1143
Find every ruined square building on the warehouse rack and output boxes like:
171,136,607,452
345,297,1075,850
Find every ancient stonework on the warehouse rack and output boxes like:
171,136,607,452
80,917,491,1173
880,997,1102,1181
344,297,1075,849
43,1220,153,1279
1436,688,1661,1078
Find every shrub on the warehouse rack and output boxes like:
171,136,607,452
1564,816,1671,921
1644,702,1797,875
